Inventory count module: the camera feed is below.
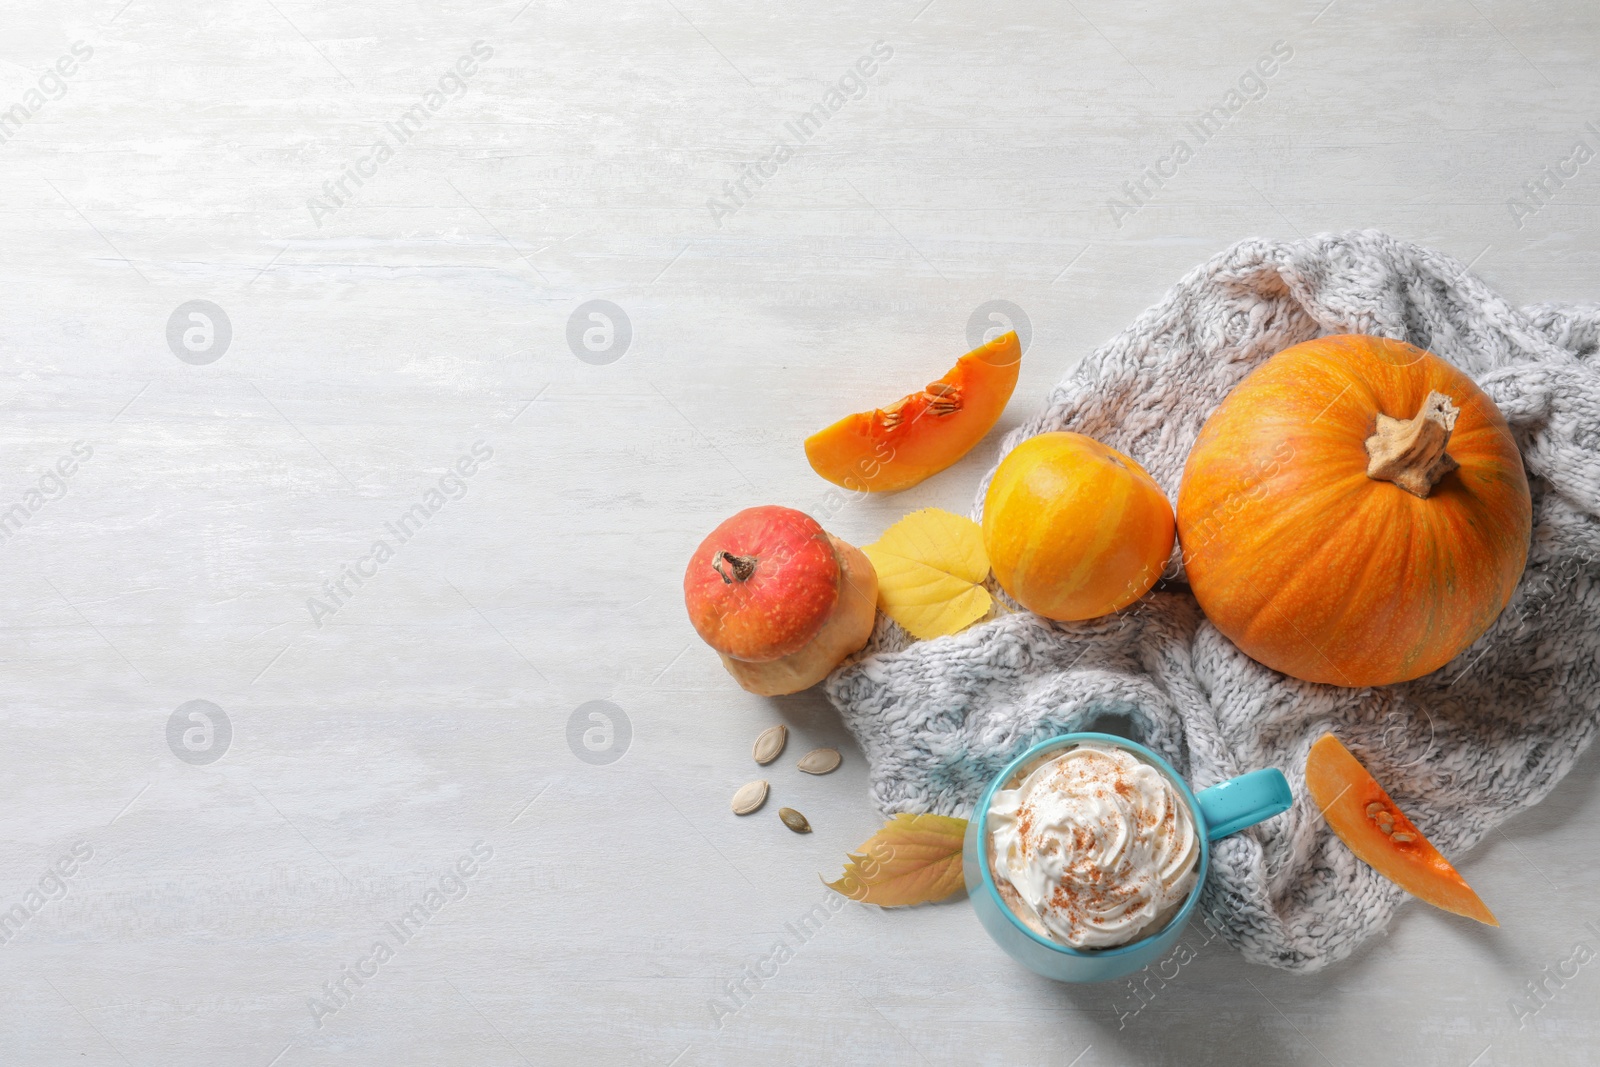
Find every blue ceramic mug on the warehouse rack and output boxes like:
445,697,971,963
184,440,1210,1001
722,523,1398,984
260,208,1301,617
962,732,1292,983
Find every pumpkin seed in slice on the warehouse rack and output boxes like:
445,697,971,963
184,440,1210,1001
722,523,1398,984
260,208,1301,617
753,724,788,765
779,807,812,834
797,747,841,775
731,780,769,816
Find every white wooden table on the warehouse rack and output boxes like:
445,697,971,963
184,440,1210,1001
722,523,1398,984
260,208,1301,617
2,1,1596,1063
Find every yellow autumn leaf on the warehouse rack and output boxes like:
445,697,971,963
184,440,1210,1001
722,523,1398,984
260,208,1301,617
862,507,992,640
824,813,969,906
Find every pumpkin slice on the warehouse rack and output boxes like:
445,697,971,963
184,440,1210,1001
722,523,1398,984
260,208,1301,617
1305,733,1497,926
805,331,1021,493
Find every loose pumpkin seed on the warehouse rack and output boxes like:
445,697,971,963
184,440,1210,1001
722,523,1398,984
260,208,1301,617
753,724,788,765
1392,831,1417,842
1365,802,1384,817
731,780,769,815
797,747,842,775
779,807,812,834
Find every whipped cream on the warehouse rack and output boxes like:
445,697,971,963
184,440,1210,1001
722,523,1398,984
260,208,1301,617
987,742,1199,949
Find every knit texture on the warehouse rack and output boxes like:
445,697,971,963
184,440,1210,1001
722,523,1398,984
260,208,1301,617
823,230,1600,972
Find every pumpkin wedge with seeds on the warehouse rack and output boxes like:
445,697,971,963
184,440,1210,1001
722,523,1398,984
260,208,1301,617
1305,733,1496,926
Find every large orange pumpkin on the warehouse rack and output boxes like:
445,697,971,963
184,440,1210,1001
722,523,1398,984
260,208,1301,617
983,432,1175,621
1177,335,1530,687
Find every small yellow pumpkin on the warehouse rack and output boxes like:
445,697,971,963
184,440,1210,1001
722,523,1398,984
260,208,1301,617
982,432,1175,621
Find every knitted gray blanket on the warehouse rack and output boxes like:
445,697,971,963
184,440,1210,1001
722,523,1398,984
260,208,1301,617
823,230,1600,972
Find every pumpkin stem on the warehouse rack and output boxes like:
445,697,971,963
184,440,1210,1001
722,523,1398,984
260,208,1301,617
713,551,758,584
1364,391,1460,498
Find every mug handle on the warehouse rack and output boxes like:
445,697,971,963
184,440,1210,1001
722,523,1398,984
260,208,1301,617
1195,768,1293,841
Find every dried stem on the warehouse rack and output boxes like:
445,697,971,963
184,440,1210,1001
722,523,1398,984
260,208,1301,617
713,551,758,584
1365,391,1460,498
